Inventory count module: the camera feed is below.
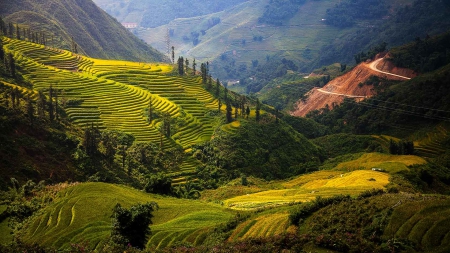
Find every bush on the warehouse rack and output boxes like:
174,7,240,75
110,202,159,249
289,195,350,226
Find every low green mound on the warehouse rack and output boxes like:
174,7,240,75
20,182,233,250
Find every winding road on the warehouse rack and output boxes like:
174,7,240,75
315,58,411,98
368,58,411,80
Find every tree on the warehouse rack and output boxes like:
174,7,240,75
111,202,159,249
171,46,175,64
185,58,189,73
216,78,220,97
15,24,20,40
26,95,34,124
255,98,261,122
0,39,4,60
224,86,228,102
48,85,54,122
37,90,46,119
144,173,173,195
201,63,208,84
0,17,6,36
148,97,153,123
235,105,239,119
54,88,59,121
8,22,13,38
177,57,184,75
246,106,250,119
83,123,100,157
163,112,171,137
192,58,196,75
8,53,15,77
206,75,212,90
71,37,78,53
226,101,233,123
218,99,222,113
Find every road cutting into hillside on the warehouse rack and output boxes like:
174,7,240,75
291,57,416,117
369,58,411,80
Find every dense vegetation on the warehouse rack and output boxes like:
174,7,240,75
0,0,166,62
324,0,388,28
258,0,306,25
192,115,322,180
390,32,450,72
317,0,450,67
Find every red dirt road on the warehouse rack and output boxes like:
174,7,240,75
290,57,416,117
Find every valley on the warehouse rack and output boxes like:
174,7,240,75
1,0,450,252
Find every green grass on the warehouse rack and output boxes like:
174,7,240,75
20,182,233,250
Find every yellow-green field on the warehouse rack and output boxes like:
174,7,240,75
384,197,450,252
1,37,223,180
21,183,233,250
224,170,390,210
333,153,427,173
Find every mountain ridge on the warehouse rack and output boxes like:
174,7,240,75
0,0,167,62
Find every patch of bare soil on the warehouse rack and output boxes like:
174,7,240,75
290,57,415,117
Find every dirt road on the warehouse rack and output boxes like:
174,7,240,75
368,58,411,80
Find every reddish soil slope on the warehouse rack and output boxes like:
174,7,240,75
290,57,416,117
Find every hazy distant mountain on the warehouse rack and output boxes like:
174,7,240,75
0,0,167,62
93,0,248,27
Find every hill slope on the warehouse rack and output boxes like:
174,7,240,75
291,57,416,117
0,0,166,62
20,182,233,250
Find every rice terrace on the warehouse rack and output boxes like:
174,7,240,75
2,0,450,252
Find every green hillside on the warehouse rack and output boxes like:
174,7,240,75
19,182,233,250
0,0,166,62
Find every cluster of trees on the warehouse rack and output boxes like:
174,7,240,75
0,83,62,126
390,32,450,73
0,17,54,47
1,41,16,78
143,173,202,199
258,0,306,25
191,117,322,180
78,124,185,177
354,42,387,64
389,139,414,155
177,55,253,123
324,0,388,28
110,202,158,249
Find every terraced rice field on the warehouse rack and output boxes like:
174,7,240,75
3,38,222,177
21,183,233,251
229,212,291,241
3,38,218,150
384,197,450,252
414,125,449,158
224,170,390,210
333,152,427,174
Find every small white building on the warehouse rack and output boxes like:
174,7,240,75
122,23,138,29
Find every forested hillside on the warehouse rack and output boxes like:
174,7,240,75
0,0,166,62
93,0,248,27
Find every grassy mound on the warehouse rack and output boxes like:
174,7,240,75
20,182,232,250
